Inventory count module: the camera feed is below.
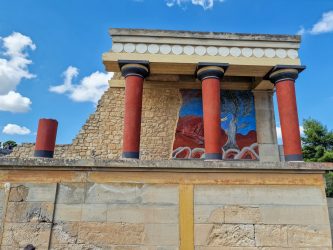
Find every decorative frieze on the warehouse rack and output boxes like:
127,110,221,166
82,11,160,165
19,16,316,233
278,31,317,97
111,42,299,59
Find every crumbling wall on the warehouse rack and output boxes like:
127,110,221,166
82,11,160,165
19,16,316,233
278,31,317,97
9,144,70,158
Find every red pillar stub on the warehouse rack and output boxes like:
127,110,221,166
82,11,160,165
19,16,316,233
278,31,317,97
34,119,58,158
269,67,304,161
120,63,149,159
197,65,226,160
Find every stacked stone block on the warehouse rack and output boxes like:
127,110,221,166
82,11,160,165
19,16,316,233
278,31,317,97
194,185,332,249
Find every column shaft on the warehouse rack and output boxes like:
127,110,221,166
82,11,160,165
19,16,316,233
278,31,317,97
202,78,222,159
34,119,58,158
122,75,144,159
275,79,302,161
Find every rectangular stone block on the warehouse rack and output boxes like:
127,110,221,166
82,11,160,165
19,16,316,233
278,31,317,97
107,204,178,223
195,224,255,247
85,183,178,205
50,222,79,245
17,183,57,202
82,204,107,222
260,205,329,225
144,224,179,246
194,205,224,223
85,183,141,204
2,222,52,248
195,247,258,250
258,144,280,162
54,204,82,222
195,185,325,206
56,183,85,204
287,225,332,247
78,222,145,245
224,205,261,224
5,202,54,223
255,225,288,247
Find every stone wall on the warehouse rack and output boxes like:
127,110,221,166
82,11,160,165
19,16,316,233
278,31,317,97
328,197,333,244
0,159,331,249
9,143,70,158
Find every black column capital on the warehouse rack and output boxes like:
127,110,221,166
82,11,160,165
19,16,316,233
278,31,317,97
196,63,229,81
267,65,305,84
119,60,150,78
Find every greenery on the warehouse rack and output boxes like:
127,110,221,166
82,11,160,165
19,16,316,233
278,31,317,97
301,118,333,162
0,140,17,150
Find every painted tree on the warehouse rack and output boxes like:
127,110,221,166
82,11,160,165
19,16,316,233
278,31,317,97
221,91,253,150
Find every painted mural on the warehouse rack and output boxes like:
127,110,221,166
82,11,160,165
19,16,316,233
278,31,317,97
172,90,259,160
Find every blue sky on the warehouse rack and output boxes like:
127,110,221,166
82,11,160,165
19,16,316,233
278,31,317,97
0,0,333,145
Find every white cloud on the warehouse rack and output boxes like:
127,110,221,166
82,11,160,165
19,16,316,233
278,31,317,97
0,91,31,113
0,32,34,112
166,0,224,10
49,66,113,104
298,11,333,35
310,11,333,34
276,126,304,142
2,123,31,135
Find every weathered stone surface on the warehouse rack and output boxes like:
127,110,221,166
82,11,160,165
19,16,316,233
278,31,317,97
50,222,79,245
260,205,329,225
85,183,178,205
82,204,107,222
195,185,325,205
224,205,261,224
78,222,145,245
24,183,57,202
144,224,179,245
5,202,54,223
2,222,52,248
287,225,332,247
8,185,28,202
56,183,85,204
195,224,255,247
255,225,288,247
194,205,224,223
54,204,82,222
107,204,178,223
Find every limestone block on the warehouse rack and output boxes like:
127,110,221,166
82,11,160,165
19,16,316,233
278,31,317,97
194,205,224,223
5,202,54,223
141,184,179,205
260,205,329,225
107,204,178,223
255,225,288,247
82,204,107,222
195,185,325,206
2,222,52,248
56,183,85,204
54,204,82,222
258,144,280,162
195,224,255,247
287,225,332,247
144,224,179,246
50,222,79,245
23,183,57,202
327,197,333,208
195,247,258,250
78,222,145,245
85,183,141,204
224,205,261,224
8,185,28,202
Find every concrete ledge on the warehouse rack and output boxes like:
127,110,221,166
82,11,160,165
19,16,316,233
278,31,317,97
0,158,332,172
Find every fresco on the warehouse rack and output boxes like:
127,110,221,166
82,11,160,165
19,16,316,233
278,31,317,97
172,90,259,160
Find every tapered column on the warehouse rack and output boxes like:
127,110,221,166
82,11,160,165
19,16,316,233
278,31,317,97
121,62,149,159
196,64,227,160
269,66,305,161
34,119,58,158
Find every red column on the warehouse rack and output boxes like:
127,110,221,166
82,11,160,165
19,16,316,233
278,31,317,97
34,119,58,158
269,67,304,161
121,63,149,159
197,65,226,160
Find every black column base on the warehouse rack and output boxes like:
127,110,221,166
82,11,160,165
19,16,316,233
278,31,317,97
285,154,303,161
205,153,222,160
122,152,140,159
34,150,54,158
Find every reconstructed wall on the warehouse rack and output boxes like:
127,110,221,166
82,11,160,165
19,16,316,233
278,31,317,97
0,159,331,249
